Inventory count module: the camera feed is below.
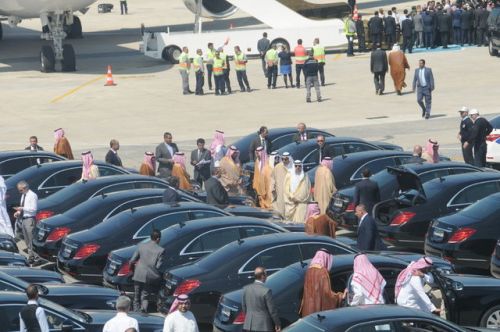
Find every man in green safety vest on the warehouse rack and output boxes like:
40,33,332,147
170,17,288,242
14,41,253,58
213,51,226,96
344,14,357,57
193,49,205,95
234,46,251,92
265,44,278,89
219,47,232,94
206,42,216,90
178,46,192,95
312,38,326,86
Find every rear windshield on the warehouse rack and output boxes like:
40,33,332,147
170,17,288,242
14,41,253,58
195,243,239,269
266,265,305,294
91,211,135,233
460,195,500,219
422,180,446,200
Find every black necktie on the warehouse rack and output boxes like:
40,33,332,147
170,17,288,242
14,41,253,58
20,194,26,219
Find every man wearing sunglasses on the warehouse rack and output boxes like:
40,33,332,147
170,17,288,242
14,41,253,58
316,135,333,164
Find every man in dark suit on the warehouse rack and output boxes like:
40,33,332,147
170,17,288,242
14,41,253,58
356,14,367,52
204,167,229,206
316,135,332,163
458,107,474,165
355,204,386,251
368,11,384,49
401,12,415,53
412,59,435,119
24,136,44,151
370,46,388,95
384,11,397,48
190,138,211,188
249,126,272,161
130,229,164,313
155,132,179,178
163,176,180,203
465,109,493,167
475,5,490,46
437,7,452,48
422,10,434,49
242,266,281,332
353,168,381,213
105,139,123,167
461,6,473,45
292,122,310,143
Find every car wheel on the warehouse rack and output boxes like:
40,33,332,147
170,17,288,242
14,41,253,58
489,40,499,56
481,305,500,328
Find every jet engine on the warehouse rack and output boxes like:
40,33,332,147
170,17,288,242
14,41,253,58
183,0,238,19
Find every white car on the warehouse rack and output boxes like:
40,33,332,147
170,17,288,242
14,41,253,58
486,115,500,169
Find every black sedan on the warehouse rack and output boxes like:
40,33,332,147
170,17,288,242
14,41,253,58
425,193,500,273
0,251,28,266
0,266,64,284
57,202,231,283
33,189,166,259
160,232,358,324
0,234,18,253
4,160,130,219
0,292,164,332
0,270,120,309
282,306,493,332
490,240,500,279
331,162,484,231
375,172,500,251
103,216,287,293
233,127,334,164
0,150,65,179
214,253,451,331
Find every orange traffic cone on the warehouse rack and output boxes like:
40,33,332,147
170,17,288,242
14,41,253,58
353,5,359,20
104,65,116,86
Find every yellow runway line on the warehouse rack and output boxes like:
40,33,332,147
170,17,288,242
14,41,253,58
50,74,105,104
332,54,342,61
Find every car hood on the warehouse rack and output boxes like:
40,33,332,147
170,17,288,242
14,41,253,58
387,166,426,197
45,284,120,297
82,310,164,326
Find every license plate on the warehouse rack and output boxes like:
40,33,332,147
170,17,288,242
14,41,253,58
37,230,46,240
334,199,344,208
222,307,230,317
433,228,444,240
62,247,71,258
107,263,116,274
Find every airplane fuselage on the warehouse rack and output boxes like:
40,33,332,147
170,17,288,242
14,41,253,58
0,0,96,18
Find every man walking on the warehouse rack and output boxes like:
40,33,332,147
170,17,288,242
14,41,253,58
257,32,270,77
265,44,279,89
294,39,308,88
120,0,128,15
105,139,122,167
19,284,49,332
458,107,474,165
156,132,179,178
388,44,410,95
344,14,357,56
355,204,386,251
190,138,211,188
103,296,139,332
368,11,384,49
304,50,322,103
312,38,326,85
14,181,38,265
193,49,205,95
242,267,281,332
412,59,435,119
234,46,251,92
465,109,493,167
178,46,192,95
130,229,164,313
401,11,415,53
370,45,388,95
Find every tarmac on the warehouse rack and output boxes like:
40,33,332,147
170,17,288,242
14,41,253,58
0,0,499,171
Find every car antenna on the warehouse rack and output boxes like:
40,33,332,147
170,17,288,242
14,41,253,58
439,176,445,182
237,238,245,245
316,314,326,322
130,207,136,213
178,220,186,228
101,192,107,199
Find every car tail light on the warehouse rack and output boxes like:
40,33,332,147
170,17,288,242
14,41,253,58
233,311,245,324
36,210,54,222
173,279,201,296
448,227,476,244
486,134,500,142
46,227,71,242
73,244,100,260
390,211,416,226
117,261,132,277
346,202,355,212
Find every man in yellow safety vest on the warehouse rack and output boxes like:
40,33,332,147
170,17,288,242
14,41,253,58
234,46,251,92
219,47,232,94
213,51,226,96
206,42,216,90
312,38,326,86
265,44,278,89
193,49,205,95
178,46,192,95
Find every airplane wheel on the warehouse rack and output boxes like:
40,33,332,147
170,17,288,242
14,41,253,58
61,44,76,72
67,16,82,39
40,45,56,73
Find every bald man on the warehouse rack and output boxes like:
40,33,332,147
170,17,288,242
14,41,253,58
242,267,281,332
408,145,425,163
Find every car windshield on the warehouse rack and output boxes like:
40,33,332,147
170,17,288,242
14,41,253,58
39,297,89,323
459,195,500,219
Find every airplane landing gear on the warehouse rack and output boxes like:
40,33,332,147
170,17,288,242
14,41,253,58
40,12,77,72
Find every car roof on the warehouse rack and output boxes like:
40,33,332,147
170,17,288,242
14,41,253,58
277,136,371,153
0,150,64,159
118,201,227,219
424,171,500,188
0,266,63,280
303,305,440,330
0,291,28,303
401,161,482,172
332,150,412,162
57,174,164,189
84,188,166,201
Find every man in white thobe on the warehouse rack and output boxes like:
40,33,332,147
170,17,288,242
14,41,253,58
163,294,199,332
0,176,14,237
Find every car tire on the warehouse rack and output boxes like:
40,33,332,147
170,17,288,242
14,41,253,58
489,40,499,56
480,305,500,328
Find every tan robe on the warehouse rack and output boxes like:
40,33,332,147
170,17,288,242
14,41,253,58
284,173,311,223
300,266,344,317
139,164,155,176
305,214,337,238
172,164,192,190
388,50,410,91
80,165,100,181
219,156,242,194
270,163,288,217
314,165,337,214
54,137,74,160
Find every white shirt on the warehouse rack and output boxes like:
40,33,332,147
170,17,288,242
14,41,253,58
350,281,385,306
20,190,38,218
396,275,436,313
358,213,368,229
165,143,174,157
163,310,199,332
19,300,50,332
419,68,427,87
102,312,139,332
0,176,14,236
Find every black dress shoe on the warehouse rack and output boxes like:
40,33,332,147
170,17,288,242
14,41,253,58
425,113,430,119
306,98,311,103
318,98,322,102
397,90,402,95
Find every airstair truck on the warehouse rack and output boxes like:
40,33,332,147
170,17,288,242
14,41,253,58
141,0,351,62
